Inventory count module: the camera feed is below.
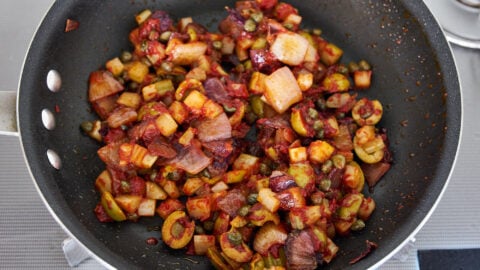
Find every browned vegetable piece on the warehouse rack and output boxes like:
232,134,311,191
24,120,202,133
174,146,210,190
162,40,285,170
65,18,79,32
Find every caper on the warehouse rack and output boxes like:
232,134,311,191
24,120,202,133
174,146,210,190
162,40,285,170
195,224,205,235
350,219,366,231
315,98,327,111
250,12,263,23
160,31,172,42
321,160,333,174
140,40,148,52
319,178,331,192
337,64,349,75
237,205,251,217
149,170,158,182
247,193,258,205
235,64,245,73
245,111,258,125
166,171,181,181
141,57,152,67
315,129,325,139
227,230,243,245
347,61,360,73
251,96,265,118
259,163,272,176
308,108,319,119
332,154,346,169
358,60,371,71
161,61,173,73
201,169,211,179
120,51,133,63
203,221,214,232
120,180,131,193
312,28,322,36
313,120,323,131
212,40,223,50
80,121,93,133
283,23,294,30
129,81,139,90
244,19,257,32
336,112,345,119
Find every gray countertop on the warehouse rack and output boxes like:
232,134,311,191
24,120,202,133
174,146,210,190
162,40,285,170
1,1,479,269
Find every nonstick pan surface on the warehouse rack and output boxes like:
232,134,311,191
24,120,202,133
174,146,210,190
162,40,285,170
18,1,461,269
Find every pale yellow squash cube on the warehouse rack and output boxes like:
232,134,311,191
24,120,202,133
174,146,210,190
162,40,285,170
155,113,178,137
289,146,308,163
106,57,124,77
127,61,149,83
183,90,208,112
308,140,335,164
178,127,196,146
117,92,141,109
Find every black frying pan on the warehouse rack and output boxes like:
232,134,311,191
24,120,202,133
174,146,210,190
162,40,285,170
18,0,461,269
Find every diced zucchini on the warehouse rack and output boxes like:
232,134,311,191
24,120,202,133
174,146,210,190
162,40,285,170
308,140,335,164
183,90,208,112
288,146,307,163
106,57,125,77
169,41,208,65
135,9,152,25
155,112,178,137
258,188,280,213
117,92,141,109
320,42,343,66
142,79,175,101
127,61,149,83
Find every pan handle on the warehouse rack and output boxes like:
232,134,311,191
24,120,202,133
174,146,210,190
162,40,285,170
0,91,18,136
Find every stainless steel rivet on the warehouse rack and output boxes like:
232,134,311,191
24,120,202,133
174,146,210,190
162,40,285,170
46,70,62,92
47,149,62,170
41,108,55,130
